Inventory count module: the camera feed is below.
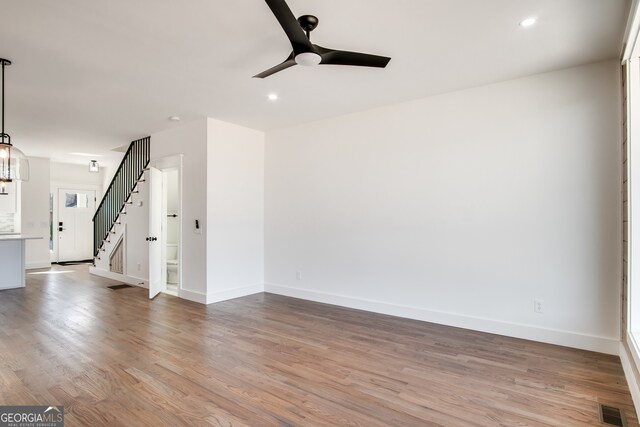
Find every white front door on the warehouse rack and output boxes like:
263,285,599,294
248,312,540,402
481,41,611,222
57,188,96,262
148,167,162,299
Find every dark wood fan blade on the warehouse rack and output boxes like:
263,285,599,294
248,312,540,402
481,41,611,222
317,46,391,68
253,53,296,78
264,0,313,54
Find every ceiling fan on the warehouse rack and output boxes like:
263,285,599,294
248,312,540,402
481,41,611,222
254,0,391,78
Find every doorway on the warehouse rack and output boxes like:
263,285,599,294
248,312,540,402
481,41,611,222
148,155,182,300
162,169,180,296
56,188,96,262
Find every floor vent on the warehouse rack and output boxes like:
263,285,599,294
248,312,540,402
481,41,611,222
599,404,625,426
107,284,134,290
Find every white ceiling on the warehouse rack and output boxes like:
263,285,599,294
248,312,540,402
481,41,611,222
0,0,630,165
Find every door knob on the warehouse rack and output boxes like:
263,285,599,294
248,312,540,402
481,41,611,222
146,237,158,242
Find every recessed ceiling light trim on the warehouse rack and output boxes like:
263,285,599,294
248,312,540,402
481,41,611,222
519,17,537,27
268,93,279,101
169,116,181,122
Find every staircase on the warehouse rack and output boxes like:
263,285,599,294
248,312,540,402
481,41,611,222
93,137,150,260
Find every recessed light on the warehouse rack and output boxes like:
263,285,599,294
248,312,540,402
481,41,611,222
519,17,537,27
268,93,279,101
169,116,181,122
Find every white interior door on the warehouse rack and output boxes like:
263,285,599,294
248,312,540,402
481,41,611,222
148,167,162,299
58,188,96,262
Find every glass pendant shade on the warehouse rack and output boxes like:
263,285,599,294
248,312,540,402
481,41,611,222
0,142,29,182
88,160,99,173
0,58,29,187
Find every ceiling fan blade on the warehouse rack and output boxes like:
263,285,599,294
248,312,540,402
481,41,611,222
264,0,314,54
317,46,391,68
253,53,296,78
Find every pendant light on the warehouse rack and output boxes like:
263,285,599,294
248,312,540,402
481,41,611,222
0,58,29,188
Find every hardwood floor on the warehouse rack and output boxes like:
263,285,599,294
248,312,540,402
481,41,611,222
0,265,636,426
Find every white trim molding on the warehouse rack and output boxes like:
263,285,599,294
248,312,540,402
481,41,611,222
89,266,148,288
265,283,620,355
26,262,51,270
623,0,640,61
620,339,640,420
91,265,211,304
180,288,207,304
206,284,264,305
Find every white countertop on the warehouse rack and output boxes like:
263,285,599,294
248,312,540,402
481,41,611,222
0,234,43,241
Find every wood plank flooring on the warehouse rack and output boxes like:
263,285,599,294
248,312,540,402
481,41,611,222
0,265,636,426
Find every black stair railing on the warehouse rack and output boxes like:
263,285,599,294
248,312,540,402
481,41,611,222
92,136,150,257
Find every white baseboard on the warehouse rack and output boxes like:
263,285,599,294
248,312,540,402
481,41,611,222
89,267,148,288
264,283,619,355
206,283,265,305
91,266,211,304
26,262,51,270
619,340,640,420
180,288,207,304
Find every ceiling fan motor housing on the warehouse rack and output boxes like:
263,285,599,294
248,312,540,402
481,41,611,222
298,15,319,33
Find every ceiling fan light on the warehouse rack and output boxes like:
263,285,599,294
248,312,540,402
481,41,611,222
295,52,321,66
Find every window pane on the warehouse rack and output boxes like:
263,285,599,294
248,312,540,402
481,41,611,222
77,193,88,209
65,193,77,208
64,193,88,209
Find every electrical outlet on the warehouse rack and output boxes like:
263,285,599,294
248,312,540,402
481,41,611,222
296,271,302,280
534,298,545,314
137,263,141,271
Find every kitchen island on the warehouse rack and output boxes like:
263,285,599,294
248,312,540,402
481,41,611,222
0,234,42,290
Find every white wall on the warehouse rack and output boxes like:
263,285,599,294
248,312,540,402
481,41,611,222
51,162,104,189
151,119,208,303
206,118,264,303
264,60,622,354
100,164,116,200
22,157,51,269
